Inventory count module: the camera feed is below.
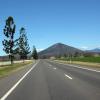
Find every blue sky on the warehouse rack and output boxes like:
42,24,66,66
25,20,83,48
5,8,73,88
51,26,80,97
0,0,100,55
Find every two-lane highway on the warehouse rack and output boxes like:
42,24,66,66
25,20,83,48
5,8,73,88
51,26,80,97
0,60,100,100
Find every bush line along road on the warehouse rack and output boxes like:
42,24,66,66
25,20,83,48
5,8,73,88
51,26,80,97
0,59,100,100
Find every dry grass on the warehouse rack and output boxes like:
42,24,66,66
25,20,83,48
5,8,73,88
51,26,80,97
0,60,34,78
54,60,100,68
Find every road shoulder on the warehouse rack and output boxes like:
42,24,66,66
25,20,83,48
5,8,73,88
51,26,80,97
50,60,100,72
0,61,37,99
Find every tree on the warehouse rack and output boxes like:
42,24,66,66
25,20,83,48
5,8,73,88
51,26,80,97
83,52,93,57
64,53,67,58
74,52,79,57
2,16,18,64
32,46,38,60
18,27,30,61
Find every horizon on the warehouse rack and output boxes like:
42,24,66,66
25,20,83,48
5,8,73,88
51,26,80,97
0,0,100,56
0,42,100,57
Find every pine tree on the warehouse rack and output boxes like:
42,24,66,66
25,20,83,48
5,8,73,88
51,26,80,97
2,16,18,64
18,27,30,61
32,46,38,60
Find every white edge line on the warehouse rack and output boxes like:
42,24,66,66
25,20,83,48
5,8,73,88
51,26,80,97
0,60,39,100
69,65,100,73
50,60,100,73
64,73,72,80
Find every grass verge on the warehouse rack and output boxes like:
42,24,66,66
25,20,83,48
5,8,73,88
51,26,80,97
0,60,33,78
54,60,100,69
58,57,100,63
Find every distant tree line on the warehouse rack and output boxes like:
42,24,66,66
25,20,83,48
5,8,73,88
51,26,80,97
2,16,38,64
55,51,100,60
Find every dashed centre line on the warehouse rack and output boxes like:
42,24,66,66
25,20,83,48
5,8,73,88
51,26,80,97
49,64,52,67
53,68,57,70
64,73,72,80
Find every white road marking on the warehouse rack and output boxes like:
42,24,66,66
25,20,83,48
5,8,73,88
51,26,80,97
64,73,72,80
49,64,52,66
53,67,57,70
0,60,40,100
68,64,100,73
50,61,100,73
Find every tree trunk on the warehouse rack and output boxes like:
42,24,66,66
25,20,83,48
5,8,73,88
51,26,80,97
10,55,13,65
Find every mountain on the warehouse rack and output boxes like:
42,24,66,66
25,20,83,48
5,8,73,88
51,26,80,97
87,48,100,53
38,43,83,58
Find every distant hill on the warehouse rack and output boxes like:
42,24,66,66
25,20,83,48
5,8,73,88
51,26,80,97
87,48,100,53
38,43,83,58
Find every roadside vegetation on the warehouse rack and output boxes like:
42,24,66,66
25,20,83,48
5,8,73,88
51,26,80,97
54,56,100,68
58,56,100,63
0,60,33,78
32,46,38,60
2,16,38,64
0,16,38,78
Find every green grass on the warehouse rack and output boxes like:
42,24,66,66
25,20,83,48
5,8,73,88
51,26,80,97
0,61,33,77
58,57,100,63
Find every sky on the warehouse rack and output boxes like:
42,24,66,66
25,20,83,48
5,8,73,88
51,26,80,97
0,0,100,55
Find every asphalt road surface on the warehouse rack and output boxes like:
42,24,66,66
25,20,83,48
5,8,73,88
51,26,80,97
0,60,100,100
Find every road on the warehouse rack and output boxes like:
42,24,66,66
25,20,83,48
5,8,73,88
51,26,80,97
0,60,100,100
